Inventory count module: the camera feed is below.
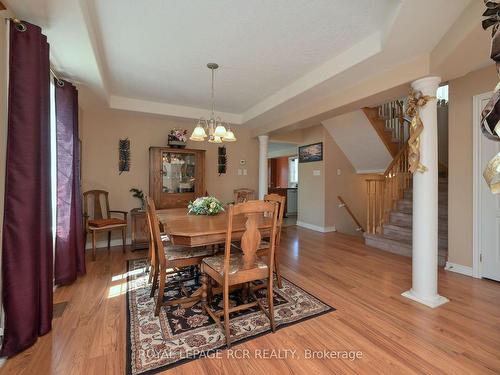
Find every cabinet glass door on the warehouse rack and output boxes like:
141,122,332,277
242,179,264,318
161,152,196,193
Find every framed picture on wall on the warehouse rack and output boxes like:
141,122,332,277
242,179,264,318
298,142,323,163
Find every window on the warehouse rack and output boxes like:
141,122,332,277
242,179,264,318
437,84,448,101
289,156,298,186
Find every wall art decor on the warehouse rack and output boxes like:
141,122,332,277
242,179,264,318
298,142,323,163
119,138,130,174
218,146,227,175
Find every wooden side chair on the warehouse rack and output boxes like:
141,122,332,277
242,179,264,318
260,193,286,288
232,194,286,288
201,200,279,347
145,197,214,316
233,188,255,203
83,190,128,261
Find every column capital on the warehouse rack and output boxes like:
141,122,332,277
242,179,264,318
411,76,441,94
258,134,269,144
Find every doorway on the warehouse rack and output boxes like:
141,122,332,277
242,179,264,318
473,92,500,282
267,142,298,226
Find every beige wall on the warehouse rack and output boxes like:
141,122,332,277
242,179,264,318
324,129,371,236
448,64,496,267
297,125,325,228
78,87,259,241
295,125,368,235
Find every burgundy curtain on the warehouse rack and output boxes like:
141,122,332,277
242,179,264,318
1,21,53,356
54,80,85,284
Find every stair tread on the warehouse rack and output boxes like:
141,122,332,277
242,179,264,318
365,233,448,254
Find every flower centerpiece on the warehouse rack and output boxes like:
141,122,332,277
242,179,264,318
168,128,188,148
188,196,224,216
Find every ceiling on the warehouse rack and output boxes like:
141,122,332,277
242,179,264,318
5,0,488,133
92,0,394,114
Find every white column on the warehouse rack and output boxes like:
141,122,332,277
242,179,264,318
402,76,449,308
258,135,269,199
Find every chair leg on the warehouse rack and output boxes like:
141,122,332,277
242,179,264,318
207,277,213,305
223,282,231,348
267,277,276,332
107,231,111,251
122,227,126,253
155,266,165,316
201,267,208,311
149,264,158,298
274,252,283,289
92,231,96,261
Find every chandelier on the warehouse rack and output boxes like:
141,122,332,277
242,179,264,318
189,63,236,143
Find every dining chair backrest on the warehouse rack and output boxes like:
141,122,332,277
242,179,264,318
263,193,286,245
145,196,157,265
234,188,255,203
146,196,166,268
224,200,279,278
83,190,110,221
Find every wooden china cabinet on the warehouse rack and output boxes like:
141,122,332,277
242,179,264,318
149,147,206,209
130,147,206,250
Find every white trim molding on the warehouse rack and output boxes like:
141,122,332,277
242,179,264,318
472,91,493,279
444,262,473,277
296,221,336,233
356,168,386,174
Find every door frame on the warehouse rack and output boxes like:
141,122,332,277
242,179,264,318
472,91,493,279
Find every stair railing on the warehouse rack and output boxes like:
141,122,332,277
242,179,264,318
365,144,410,234
378,99,410,152
337,196,364,232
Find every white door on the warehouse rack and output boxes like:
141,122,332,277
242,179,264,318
477,94,500,281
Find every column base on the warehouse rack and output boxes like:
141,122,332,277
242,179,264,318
401,289,449,308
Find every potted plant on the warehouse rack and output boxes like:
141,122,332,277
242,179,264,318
168,128,188,148
130,188,145,210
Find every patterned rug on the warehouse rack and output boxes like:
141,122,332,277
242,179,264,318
126,258,334,374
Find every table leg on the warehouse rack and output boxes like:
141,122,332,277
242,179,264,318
201,269,208,311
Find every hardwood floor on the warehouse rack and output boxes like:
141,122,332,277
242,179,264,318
1,226,499,374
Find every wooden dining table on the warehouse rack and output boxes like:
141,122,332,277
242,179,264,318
157,207,272,247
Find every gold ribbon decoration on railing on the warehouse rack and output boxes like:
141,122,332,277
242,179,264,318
481,0,500,194
405,89,434,174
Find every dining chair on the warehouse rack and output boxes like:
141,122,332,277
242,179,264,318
201,200,279,347
232,194,286,288
233,188,255,203
145,197,214,315
260,193,286,288
83,190,128,261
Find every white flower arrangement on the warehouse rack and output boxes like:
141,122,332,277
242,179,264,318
187,196,224,216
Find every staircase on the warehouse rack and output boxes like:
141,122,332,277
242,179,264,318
362,99,448,267
364,177,448,266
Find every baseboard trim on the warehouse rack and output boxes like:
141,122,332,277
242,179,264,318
85,237,132,250
444,262,473,277
296,221,336,233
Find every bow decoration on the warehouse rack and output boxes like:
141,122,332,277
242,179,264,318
481,1,500,194
405,89,435,174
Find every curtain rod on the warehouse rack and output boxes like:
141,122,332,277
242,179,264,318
6,18,67,86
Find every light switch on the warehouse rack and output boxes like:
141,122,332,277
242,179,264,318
313,170,321,176
243,169,247,176
238,169,242,176
337,169,341,175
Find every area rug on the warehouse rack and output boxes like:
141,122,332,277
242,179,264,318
126,258,334,375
